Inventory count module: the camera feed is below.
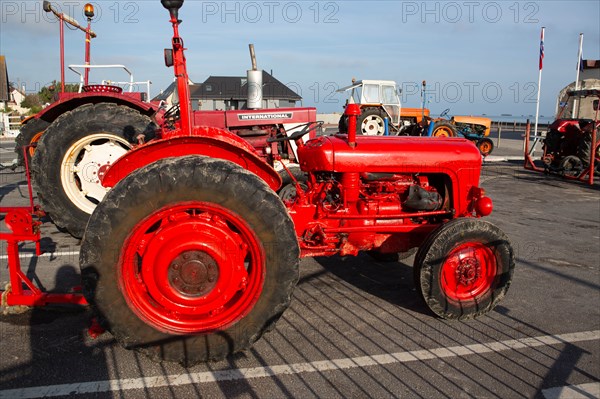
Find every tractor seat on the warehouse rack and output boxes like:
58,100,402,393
83,85,124,94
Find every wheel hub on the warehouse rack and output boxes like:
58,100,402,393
440,242,497,301
168,250,219,297
362,116,384,135
120,203,266,334
76,141,128,201
61,134,130,214
455,257,480,285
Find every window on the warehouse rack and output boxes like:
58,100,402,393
362,84,380,103
382,85,400,105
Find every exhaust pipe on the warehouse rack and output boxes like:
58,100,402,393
247,44,263,110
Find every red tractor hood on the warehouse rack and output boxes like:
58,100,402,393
297,135,482,174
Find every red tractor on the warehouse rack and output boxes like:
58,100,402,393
525,89,599,185
16,1,315,239
71,0,516,365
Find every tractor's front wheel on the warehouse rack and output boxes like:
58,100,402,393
277,165,308,201
414,218,514,320
476,138,494,156
80,156,299,365
31,103,155,238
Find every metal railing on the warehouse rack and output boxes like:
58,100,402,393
0,114,22,137
68,64,152,99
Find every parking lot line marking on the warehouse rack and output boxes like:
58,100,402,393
1,330,598,399
0,251,80,260
542,382,600,399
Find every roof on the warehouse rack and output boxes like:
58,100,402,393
0,56,9,102
152,81,177,102
190,71,301,101
337,79,398,92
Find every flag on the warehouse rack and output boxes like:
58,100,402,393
539,29,545,70
578,54,584,72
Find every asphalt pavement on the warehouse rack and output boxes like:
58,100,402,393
0,136,599,398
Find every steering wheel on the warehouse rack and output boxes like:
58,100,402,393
440,108,450,118
163,104,180,121
267,121,324,143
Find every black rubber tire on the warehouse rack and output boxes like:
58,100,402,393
431,121,458,137
577,131,592,167
277,166,308,201
476,138,494,156
357,108,386,136
31,103,156,238
338,115,348,134
14,118,50,167
80,156,300,365
559,155,583,177
414,218,515,320
278,165,307,187
543,130,562,164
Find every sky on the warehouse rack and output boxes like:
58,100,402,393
1,0,599,117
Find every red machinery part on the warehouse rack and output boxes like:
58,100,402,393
101,127,282,192
119,202,265,333
440,242,497,302
297,134,482,217
0,208,87,307
470,187,493,217
525,120,598,185
1,146,87,308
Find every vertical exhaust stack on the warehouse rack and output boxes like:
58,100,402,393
247,44,263,110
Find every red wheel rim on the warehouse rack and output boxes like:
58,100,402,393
119,202,265,334
440,242,497,301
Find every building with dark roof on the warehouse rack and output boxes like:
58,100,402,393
153,71,302,110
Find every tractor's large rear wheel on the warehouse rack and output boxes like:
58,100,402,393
358,108,386,136
431,121,458,137
414,218,514,320
14,118,50,167
31,103,155,238
577,131,593,167
80,156,299,365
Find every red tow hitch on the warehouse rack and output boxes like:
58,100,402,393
1,149,88,309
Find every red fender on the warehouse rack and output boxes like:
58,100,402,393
35,92,157,122
102,126,282,192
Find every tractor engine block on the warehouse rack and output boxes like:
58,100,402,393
289,172,446,257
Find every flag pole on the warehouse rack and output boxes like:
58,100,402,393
532,27,545,155
573,33,583,118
